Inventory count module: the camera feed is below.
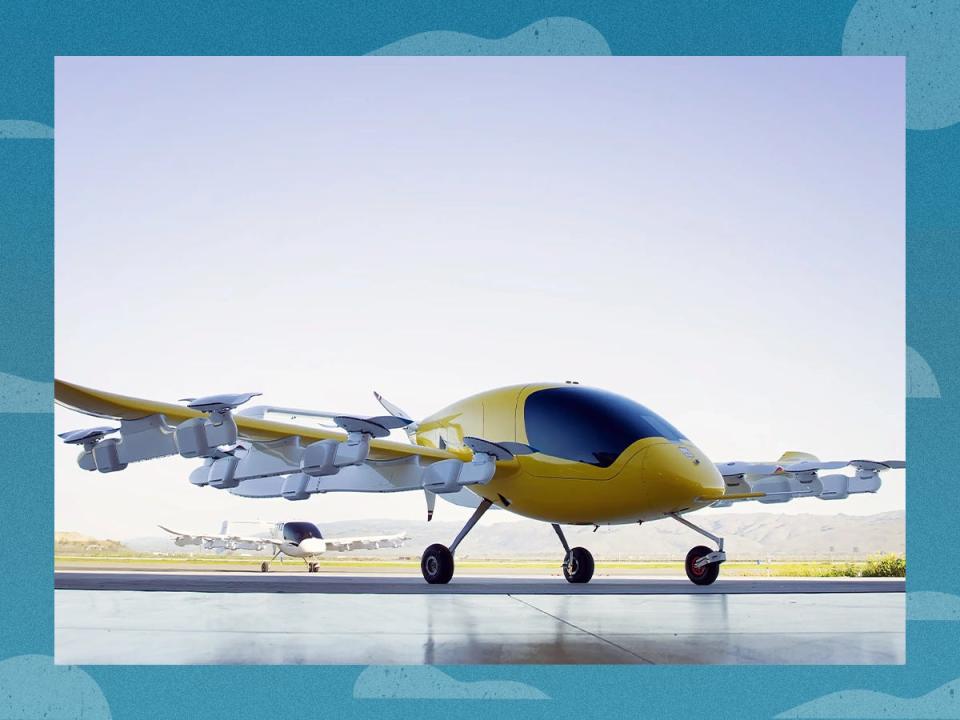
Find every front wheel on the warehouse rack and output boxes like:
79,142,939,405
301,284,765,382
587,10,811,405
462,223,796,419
260,561,269,573
563,547,595,584
421,543,454,584
685,545,720,585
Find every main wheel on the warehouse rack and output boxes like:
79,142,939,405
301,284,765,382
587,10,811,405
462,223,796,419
563,547,595,584
685,545,721,586
421,543,455,584
260,561,269,573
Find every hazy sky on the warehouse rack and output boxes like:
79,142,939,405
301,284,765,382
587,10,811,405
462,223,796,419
54,56,905,539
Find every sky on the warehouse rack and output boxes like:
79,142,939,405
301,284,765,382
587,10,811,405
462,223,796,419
54,56,905,540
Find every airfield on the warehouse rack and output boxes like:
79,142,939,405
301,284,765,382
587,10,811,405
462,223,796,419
54,565,904,665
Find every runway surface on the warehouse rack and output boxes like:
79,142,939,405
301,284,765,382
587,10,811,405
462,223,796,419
55,571,905,595
54,571,904,664
55,586,904,665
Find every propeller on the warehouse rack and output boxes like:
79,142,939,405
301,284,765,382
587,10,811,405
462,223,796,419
58,426,118,445
463,437,537,461
333,415,413,439
779,460,850,473
374,391,419,435
717,461,780,477
179,392,262,414
851,459,906,471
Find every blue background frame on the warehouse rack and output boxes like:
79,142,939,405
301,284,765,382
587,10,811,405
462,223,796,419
2,1,957,717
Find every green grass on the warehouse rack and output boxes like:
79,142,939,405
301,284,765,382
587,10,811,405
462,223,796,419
823,554,906,578
54,554,905,577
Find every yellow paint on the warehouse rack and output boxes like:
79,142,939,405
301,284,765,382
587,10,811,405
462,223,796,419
416,383,726,524
714,492,766,501
777,450,819,463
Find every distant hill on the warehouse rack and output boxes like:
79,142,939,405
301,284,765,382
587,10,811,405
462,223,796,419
117,510,904,561
55,531,132,556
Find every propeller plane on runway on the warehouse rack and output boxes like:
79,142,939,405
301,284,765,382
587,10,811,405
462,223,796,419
56,380,904,585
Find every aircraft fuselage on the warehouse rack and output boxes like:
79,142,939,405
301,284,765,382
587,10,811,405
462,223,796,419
415,383,726,525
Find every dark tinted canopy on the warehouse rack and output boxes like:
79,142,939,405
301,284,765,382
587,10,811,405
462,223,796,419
524,386,686,467
282,522,323,544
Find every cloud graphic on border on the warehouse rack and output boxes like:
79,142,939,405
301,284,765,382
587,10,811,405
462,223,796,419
0,120,54,139
369,17,611,56
907,346,940,398
0,655,111,719
353,666,550,700
842,0,960,130
777,678,960,719
0,372,52,413
908,591,960,621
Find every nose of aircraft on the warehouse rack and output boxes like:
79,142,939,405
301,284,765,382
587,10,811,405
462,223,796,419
298,538,327,555
638,441,726,513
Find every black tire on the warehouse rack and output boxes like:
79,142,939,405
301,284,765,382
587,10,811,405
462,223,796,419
260,562,269,573
563,547,595,584
421,543,455,584
685,545,721,586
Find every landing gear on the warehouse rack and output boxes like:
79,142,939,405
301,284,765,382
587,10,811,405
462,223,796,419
306,562,319,573
421,544,454,584
563,546,595,584
420,498,492,584
685,545,721,585
670,513,725,586
553,524,594,584
260,549,282,573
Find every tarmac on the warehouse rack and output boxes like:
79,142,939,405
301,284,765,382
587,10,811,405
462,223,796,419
54,571,905,595
54,572,904,664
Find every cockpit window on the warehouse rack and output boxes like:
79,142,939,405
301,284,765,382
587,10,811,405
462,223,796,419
524,386,686,467
282,522,323,544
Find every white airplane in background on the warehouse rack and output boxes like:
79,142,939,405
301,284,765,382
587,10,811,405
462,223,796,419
159,520,409,573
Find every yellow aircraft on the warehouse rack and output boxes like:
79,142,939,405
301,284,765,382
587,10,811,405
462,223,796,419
55,379,904,585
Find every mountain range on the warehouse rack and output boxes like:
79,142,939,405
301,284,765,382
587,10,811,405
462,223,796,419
118,510,904,561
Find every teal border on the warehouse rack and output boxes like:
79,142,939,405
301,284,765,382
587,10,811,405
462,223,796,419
2,2,956,718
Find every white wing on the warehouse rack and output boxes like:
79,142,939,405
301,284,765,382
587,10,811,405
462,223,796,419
712,457,905,506
56,380,507,508
323,533,410,552
158,525,282,550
